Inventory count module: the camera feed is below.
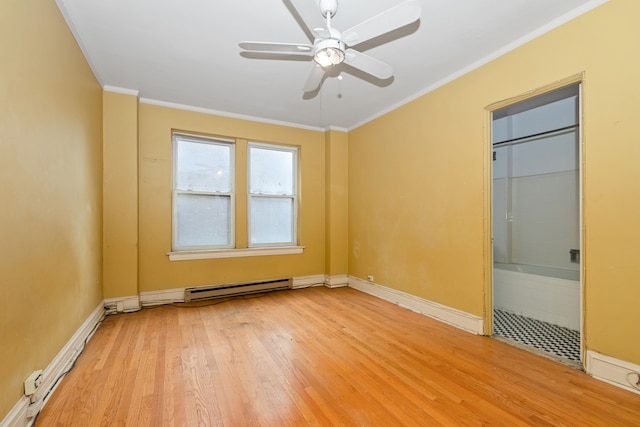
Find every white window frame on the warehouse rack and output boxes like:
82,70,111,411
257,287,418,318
172,133,235,251
247,142,298,248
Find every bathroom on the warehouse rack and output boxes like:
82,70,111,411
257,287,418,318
492,84,581,363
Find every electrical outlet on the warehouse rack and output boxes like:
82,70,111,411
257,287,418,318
24,370,43,396
367,275,374,282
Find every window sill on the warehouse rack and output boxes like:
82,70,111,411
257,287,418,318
167,246,305,261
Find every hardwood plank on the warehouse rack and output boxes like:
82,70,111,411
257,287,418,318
36,287,640,426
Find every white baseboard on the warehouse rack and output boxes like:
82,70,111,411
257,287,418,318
0,394,30,427
348,276,484,335
586,350,640,395
292,275,326,289
324,274,349,288
139,288,186,306
1,302,105,427
104,295,140,314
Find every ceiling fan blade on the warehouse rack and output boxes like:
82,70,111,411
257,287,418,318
303,64,326,92
342,0,421,46
289,0,327,39
344,49,393,80
239,41,314,55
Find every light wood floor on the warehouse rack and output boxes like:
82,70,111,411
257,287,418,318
36,286,640,426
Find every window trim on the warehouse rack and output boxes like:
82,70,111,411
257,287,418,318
167,245,305,261
247,142,299,248
172,133,236,251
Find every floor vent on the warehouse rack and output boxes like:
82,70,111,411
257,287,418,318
184,278,292,302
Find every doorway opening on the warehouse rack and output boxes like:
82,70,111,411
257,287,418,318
491,83,582,365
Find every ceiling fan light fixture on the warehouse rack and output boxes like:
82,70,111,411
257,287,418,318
314,39,345,68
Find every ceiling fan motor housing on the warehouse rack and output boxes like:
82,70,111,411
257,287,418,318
315,38,344,53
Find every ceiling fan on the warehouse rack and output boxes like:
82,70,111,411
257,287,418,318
239,0,421,92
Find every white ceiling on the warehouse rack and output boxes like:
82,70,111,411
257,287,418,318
55,0,604,130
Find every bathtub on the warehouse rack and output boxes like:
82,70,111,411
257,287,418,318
493,263,580,331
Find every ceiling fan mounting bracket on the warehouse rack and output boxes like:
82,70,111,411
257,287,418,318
319,0,338,18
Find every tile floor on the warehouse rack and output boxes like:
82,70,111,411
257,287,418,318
493,309,581,362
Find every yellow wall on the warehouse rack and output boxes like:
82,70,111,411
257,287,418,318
103,91,139,298
0,0,103,417
325,130,349,276
136,104,326,291
349,0,640,364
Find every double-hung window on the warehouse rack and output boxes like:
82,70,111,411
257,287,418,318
248,143,298,247
171,133,299,256
172,134,234,250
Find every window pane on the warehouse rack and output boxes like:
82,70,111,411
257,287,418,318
176,139,231,192
176,194,230,247
250,197,293,244
249,146,294,195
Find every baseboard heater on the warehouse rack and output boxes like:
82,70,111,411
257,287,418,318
184,278,292,302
